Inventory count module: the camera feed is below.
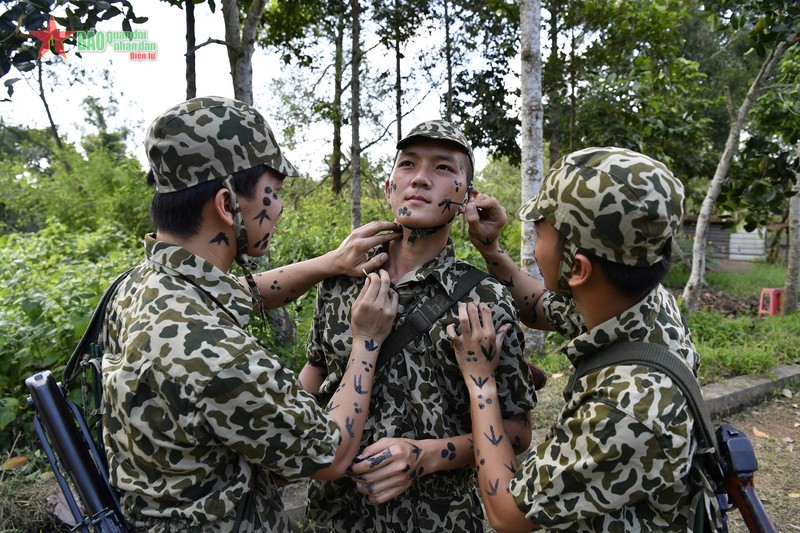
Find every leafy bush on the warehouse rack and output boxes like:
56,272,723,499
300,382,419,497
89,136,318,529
0,140,151,237
0,220,139,451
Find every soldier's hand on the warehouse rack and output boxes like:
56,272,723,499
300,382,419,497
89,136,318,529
347,437,423,504
351,269,397,345
447,302,508,386
464,193,507,253
329,221,400,277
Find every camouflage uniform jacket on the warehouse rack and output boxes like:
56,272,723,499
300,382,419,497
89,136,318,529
306,240,537,533
510,285,703,532
102,235,341,532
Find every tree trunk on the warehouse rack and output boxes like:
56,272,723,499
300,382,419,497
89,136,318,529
443,0,453,121
220,0,291,341
682,41,790,309
546,0,561,165
394,0,403,140
519,0,546,355
783,142,800,314
350,0,362,229
221,0,268,105
37,62,72,174
185,0,196,99
332,6,345,195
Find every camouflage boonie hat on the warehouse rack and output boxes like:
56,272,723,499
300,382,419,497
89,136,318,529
145,96,300,193
397,119,474,171
518,146,684,267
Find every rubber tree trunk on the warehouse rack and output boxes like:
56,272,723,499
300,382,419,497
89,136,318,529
682,41,790,309
519,0,546,355
783,142,800,314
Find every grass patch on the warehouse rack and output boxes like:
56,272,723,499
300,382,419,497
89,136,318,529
705,262,787,299
531,263,800,387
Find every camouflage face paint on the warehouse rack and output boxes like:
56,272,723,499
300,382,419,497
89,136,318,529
210,232,230,246
438,198,458,213
253,234,270,252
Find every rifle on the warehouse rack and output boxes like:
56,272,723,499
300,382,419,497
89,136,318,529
717,424,776,533
26,371,133,533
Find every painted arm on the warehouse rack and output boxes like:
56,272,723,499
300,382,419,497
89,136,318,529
312,270,398,480
246,220,400,310
464,194,550,330
347,415,531,504
448,302,539,533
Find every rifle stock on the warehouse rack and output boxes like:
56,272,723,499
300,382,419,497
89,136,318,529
717,424,777,533
26,370,132,533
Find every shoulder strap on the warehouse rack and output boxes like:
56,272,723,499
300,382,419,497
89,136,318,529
63,268,133,386
570,342,719,453
375,268,491,371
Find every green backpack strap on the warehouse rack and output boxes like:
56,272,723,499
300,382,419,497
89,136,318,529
375,268,490,372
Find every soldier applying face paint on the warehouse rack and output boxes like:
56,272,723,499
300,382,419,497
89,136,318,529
300,120,536,532
456,148,706,532
102,96,399,532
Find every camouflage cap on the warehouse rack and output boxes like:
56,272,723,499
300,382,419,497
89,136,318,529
397,119,474,170
145,96,300,193
518,146,684,267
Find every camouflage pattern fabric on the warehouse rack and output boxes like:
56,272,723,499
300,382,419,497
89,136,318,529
518,146,684,295
397,119,474,171
306,240,536,532
102,234,341,532
145,96,300,194
510,285,706,531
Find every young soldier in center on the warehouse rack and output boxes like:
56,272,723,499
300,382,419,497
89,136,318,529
299,120,537,532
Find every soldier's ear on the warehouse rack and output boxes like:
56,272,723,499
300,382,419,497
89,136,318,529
214,188,234,226
568,252,593,290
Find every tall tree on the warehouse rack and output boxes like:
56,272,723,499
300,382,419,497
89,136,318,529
221,0,269,104
788,146,800,314
350,0,363,228
519,0,545,354
162,0,217,99
371,0,431,139
543,0,565,166
444,1,521,164
682,2,799,309
185,0,197,98
748,45,800,312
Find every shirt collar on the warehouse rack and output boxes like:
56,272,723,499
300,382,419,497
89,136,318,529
144,234,253,328
372,239,457,291
564,285,663,365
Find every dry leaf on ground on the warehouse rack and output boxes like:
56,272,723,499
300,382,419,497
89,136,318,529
752,427,771,439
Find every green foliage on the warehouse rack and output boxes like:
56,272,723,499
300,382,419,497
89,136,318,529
0,125,152,237
705,261,787,298
686,310,796,383
0,220,138,451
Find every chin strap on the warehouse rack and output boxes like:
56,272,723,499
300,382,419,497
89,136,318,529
221,176,266,322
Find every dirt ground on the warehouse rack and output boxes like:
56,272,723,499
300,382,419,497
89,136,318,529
721,388,800,532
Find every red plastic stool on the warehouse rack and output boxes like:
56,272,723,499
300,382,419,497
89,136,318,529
758,288,783,316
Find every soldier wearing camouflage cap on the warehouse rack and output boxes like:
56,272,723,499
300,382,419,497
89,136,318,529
457,147,709,532
102,96,401,531
302,120,536,532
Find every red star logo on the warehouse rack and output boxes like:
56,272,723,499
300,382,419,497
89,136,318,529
30,16,75,58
